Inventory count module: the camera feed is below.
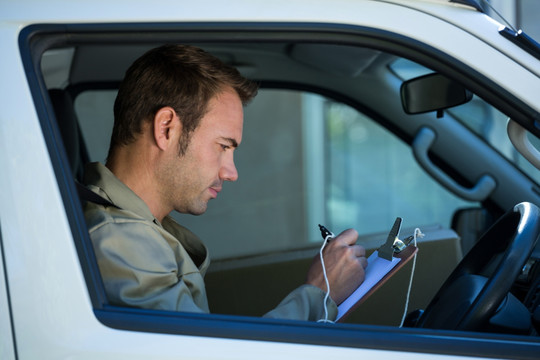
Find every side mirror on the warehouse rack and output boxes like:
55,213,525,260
400,73,473,116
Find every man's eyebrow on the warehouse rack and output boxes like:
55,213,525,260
221,137,239,148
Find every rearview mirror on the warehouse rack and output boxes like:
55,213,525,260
400,73,472,116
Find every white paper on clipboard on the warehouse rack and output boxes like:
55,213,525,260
336,250,401,321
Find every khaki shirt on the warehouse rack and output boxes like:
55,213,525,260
84,162,337,321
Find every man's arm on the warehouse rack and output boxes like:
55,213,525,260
263,229,367,322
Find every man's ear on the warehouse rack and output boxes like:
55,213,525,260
153,107,181,151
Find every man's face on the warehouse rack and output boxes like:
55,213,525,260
158,88,244,215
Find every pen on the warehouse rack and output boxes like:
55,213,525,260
318,224,334,241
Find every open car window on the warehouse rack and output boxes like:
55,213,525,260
73,87,474,259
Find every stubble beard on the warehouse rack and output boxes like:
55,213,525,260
157,150,210,216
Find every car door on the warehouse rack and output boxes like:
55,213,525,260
7,1,540,358
0,224,16,360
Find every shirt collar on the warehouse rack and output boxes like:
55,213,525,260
83,162,158,224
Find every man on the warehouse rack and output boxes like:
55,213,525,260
84,44,368,321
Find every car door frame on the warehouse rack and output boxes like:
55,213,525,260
18,21,540,359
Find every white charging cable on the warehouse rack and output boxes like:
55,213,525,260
317,232,335,324
399,227,423,327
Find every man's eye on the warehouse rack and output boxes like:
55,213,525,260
220,144,231,150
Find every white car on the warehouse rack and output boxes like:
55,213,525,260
1,0,540,359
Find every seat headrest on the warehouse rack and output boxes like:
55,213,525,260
48,89,83,179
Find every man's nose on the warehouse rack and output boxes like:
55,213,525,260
220,156,238,182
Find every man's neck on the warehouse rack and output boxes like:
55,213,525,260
106,145,171,222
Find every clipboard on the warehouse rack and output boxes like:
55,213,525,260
336,217,418,322
336,245,417,321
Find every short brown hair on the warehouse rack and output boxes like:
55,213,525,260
109,44,258,157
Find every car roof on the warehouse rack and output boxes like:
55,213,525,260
2,0,482,24
8,0,539,82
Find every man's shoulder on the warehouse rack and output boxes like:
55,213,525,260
83,162,159,223
84,201,153,233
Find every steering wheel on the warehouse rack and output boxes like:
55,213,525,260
416,202,540,331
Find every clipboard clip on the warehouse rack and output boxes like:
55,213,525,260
378,217,416,260
393,234,415,253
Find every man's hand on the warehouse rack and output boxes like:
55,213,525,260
306,228,368,305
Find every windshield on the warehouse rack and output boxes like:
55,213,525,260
390,58,540,185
